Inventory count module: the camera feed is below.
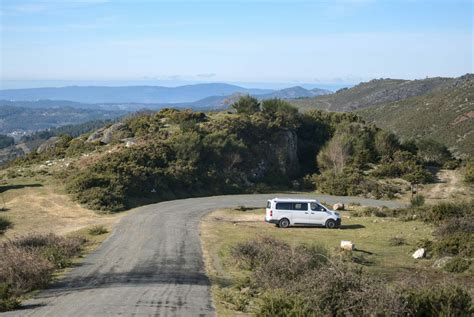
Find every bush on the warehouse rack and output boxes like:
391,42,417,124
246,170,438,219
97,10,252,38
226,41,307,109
389,236,406,246
88,225,108,236
255,290,312,317
410,194,425,207
231,95,260,114
403,284,472,316
0,283,20,312
463,160,474,183
443,257,471,273
0,216,12,234
0,234,86,310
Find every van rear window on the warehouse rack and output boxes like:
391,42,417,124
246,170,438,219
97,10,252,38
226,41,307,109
266,201,271,208
276,202,308,210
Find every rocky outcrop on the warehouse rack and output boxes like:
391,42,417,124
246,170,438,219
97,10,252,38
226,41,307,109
36,137,60,154
86,123,130,144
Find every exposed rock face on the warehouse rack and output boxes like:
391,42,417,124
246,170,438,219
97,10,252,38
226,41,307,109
86,123,129,144
273,129,299,177
432,256,453,269
36,137,60,154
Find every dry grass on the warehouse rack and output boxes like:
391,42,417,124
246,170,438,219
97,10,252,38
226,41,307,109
200,207,474,315
0,177,123,240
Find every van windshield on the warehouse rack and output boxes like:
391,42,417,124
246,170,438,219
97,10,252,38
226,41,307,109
310,203,326,211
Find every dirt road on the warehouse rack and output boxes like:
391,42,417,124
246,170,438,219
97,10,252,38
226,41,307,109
2,194,404,316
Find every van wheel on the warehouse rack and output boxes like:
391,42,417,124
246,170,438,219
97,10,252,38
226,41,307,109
279,218,290,228
325,219,336,229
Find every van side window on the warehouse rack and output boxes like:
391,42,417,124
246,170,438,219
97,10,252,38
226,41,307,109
293,203,308,211
276,202,292,210
310,203,325,211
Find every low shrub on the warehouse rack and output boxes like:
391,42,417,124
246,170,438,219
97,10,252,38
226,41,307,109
218,287,252,312
0,234,86,310
0,216,12,233
402,284,473,316
443,257,471,273
432,232,473,257
389,236,406,246
255,290,312,317
0,283,20,312
410,194,425,207
88,225,108,236
435,216,474,237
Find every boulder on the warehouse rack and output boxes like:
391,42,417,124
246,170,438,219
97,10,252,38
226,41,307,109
333,203,345,210
340,240,355,251
36,137,60,154
100,122,128,144
86,128,105,143
432,256,453,269
412,248,425,259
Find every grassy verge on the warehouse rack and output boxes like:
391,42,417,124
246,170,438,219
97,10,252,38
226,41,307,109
200,206,473,315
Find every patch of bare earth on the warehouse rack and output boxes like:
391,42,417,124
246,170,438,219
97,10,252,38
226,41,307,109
1,184,123,239
424,169,472,201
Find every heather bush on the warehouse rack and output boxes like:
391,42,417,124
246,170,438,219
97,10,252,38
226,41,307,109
0,234,86,310
410,194,425,207
0,283,20,312
88,225,108,235
443,257,471,273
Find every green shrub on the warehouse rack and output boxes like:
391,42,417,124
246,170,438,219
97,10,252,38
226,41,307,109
389,236,406,246
255,290,313,317
403,284,472,316
218,287,252,312
443,257,471,273
463,160,474,183
410,194,425,207
88,225,108,235
0,216,12,234
433,232,473,257
0,283,20,312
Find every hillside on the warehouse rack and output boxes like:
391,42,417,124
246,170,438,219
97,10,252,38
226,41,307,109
290,74,472,112
357,77,474,158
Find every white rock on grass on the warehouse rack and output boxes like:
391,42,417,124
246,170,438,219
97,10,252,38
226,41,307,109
412,248,425,259
341,240,355,251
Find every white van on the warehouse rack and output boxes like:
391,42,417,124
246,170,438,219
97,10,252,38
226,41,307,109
265,198,341,229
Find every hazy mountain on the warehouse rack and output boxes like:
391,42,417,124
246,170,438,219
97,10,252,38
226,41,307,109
0,105,127,135
356,75,474,158
258,86,331,99
290,75,471,112
0,83,273,104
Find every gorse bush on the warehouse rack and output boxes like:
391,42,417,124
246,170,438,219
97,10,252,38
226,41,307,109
410,194,425,207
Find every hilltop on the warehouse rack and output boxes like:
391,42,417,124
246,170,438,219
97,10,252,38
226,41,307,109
290,74,472,112
357,76,474,158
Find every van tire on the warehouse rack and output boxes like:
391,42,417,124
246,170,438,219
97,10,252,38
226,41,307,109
279,218,290,228
325,219,336,229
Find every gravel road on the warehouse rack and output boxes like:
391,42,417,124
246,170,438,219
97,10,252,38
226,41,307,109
3,193,404,317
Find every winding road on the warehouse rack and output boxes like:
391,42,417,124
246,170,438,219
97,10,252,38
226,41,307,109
3,194,404,317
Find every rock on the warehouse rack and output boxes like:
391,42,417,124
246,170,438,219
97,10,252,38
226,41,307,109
100,122,128,144
333,203,345,210
340,240,355,251
36,137,60,154
122,138,137,148
412,248,425,259
86,128,106,143
432,256,453,269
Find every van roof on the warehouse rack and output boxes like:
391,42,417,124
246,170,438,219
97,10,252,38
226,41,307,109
269,197,319,203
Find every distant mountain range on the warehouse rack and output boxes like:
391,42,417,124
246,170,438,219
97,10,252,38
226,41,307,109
0,83,330,104
356,75,473,158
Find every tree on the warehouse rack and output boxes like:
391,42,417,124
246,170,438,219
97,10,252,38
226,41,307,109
374,130,400,157
317,134,353,173
416,139,453,166
261,98,298,116
231,95,260,114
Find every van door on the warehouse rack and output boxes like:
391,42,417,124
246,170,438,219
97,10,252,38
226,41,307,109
291,202,309,224
309,203,329,225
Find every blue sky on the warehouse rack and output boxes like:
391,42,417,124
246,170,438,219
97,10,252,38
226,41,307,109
0,0,473,89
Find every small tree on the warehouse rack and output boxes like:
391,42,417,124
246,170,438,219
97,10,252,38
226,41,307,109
374,130,400,157
231,95,260,114
317,134,353,173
